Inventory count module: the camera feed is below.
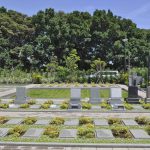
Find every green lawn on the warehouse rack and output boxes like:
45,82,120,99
28,89,128,99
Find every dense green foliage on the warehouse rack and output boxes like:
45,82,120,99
0,6,150,72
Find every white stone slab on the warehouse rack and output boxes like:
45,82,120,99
59,129,77,138
94,119,109,126
9,104,20,109
6,118,22,125
35,119,50,125
30,105,41,109
123,119,138,126
130,129,150,139
0,128,10,137
22,128,44,138
96,129,114,139
64,119,79,126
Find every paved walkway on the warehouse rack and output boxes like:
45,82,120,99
0,84,35,98
0,145,149,150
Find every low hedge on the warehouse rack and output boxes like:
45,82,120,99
82,102,92,110
0,103,9,109
135,116,150,125
23,117,37,125
43,126,59,138
108,117,122,125
79,116,93,125
8,126,26,137
0,116,8,124
50,117,65,125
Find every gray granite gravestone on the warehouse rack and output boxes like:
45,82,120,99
122,119,138,126
59,129,77,138
0,128,10,137
69,88,81,109
127,86,139,104
146,86,150,103
96,129,114,139
94,119,109,126
6,118,23,125
64,119,79,126
35,119,50,125
22,128,44,138
109,87,124,110
130,129,150,139
15,87,27,104
89,88,101,104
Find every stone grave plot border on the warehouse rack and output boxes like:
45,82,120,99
5,118,23,125
0,128,10,137
59,129,77,138
22,128,44,139
130,129,150,139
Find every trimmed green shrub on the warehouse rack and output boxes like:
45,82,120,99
100,100,111,109
41,103,50,109
43,126,59,138
23,117,37,125
44,100,53,105
8,126,26,137
124,102,133,110
82,102,91,110
60,100,69,109
50,117,65,125
112,126,132,138
0,103,9,109
135,116,149,125
77,124,95,138
8,99,14,104
27,100,36,105
32,73,42,84
146,126,150,135
0,116,8,124
108,117,122,125
79,116,93,125
20,103,29,109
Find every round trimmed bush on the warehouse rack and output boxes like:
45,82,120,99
44,100,53,105
41,103,50,109
0,116,8,124
60,100,69,109
82,102,92,110
43,126,59,138
108,117,122,125
20,103,29,109
23,117,37,125
135,116,149,125
50,117,65,125
0,103,9,109
8,126,26,137
27,100,36,105
79,116,93,125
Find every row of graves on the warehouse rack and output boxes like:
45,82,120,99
0,83,149,111
0,116,150,140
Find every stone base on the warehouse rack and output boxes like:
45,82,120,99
89,99,101,104
69,103,81,109
127,98,140,104
145,98,150,103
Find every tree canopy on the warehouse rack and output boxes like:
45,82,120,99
0,7,150,71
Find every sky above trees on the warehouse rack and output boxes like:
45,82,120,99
0,0,150,29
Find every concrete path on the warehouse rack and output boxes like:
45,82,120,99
0,145,149,150
1,111,150,118
0,84,35,98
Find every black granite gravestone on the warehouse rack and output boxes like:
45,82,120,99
127,86,139,104
146,86,150,103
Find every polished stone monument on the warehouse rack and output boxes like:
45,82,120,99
69,88,81,109
15,87,27,104
89,88,101,104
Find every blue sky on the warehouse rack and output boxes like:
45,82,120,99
0,0,150,29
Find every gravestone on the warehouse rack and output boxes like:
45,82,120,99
0,128,10,137
64,119,79,126
15,87,27,104
130,129,150,139
35,119,50,125
127,86,139,104
146,86,150,103
6,118,23,125
96,129,114,139
94,119,109,126
109,87,124,110
89,88,101,104
30,105,41,109
122,119,138,126
59,129,77,138
69,88,81,109
22,128,44,138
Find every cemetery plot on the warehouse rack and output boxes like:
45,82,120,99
64,119,79,126
122,119,139,126
96,129,114,139
59,129,77,138
94,119,109,126
130,129,150,139
22,128,44,138
35,119,50,125
6,118,23,125
0,128,10,137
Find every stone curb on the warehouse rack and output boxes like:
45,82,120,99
0,142,150,148
0,109,150,113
